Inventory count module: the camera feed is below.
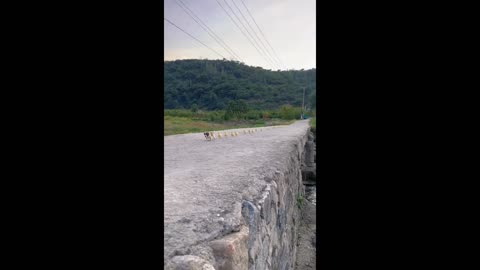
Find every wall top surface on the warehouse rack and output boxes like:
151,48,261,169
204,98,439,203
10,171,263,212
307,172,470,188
164,120,310,263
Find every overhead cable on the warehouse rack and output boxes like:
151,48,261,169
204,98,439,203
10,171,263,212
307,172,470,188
175,0,243,62
223,0,276,68
231,0,279,68
239,0,287,69
215,0,273,69
164,17,226,59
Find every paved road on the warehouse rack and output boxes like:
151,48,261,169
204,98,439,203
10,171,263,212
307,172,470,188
164,120,310,263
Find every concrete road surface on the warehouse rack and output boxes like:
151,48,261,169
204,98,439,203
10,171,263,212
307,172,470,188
164,120,310,264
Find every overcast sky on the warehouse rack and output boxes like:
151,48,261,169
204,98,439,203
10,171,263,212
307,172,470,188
164,0,316,71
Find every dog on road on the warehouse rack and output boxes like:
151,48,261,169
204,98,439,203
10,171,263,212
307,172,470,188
204,132,211,141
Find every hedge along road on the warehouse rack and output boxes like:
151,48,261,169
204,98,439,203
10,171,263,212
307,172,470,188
163,120,310,264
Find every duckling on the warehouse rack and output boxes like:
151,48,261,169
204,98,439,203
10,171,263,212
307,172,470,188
224,132,228,137
218,133,222,138
231,132,235,137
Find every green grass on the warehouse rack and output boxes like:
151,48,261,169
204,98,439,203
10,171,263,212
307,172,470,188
164,116,294,136
309,117,316,135
297,195,305,209
163,107,313,136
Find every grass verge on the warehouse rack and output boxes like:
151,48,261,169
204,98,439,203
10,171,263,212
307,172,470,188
164,116,295,136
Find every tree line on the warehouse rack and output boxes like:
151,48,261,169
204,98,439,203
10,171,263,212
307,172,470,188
164,59,316,111
165,101,314,123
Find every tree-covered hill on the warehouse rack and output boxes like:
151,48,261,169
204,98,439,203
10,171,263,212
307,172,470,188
164,59,316,110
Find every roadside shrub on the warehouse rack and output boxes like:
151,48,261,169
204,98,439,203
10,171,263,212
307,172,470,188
208,111,223,122
268,110,280,119
246,110,260,120
255,119,265,125
190,104,198,113
224,100,248,120
165,109,194,118
279,105,302,120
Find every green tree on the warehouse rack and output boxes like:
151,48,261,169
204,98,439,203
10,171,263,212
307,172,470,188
190,103,198,113
279,105,301,120
225,100,248,119
164,59,316,110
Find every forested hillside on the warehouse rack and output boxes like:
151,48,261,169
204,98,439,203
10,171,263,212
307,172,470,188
164,59,316,110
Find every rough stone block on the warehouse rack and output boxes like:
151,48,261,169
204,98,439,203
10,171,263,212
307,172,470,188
209,226,249,270
258,187,273,225
277,208,285,232
242,201,259,247
166,255,215,270
305,141,315,166
255,239,270,270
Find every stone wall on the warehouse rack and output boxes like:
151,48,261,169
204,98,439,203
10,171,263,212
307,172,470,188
239,152,305,270
302,132,316,185
165,126,310,270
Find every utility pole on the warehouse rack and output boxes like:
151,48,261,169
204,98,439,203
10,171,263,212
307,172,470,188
301,87,305,119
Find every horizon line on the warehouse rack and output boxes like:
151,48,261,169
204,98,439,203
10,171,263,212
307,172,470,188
164,58,315,71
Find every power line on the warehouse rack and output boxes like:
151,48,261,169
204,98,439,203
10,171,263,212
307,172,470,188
217,0,270,67
225,0,276,69
174,0,243,62
164,17,226,59
177,0,243,62
223,0,276,69
231,0,278,68
239,0,286,69
215,0,273,69
230,0,279,68
173,0,235,60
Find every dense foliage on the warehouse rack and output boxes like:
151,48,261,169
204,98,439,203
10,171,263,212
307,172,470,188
164,59,316,110
165,105,313,122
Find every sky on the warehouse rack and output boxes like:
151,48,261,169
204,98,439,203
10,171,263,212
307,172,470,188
164,0,316,71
